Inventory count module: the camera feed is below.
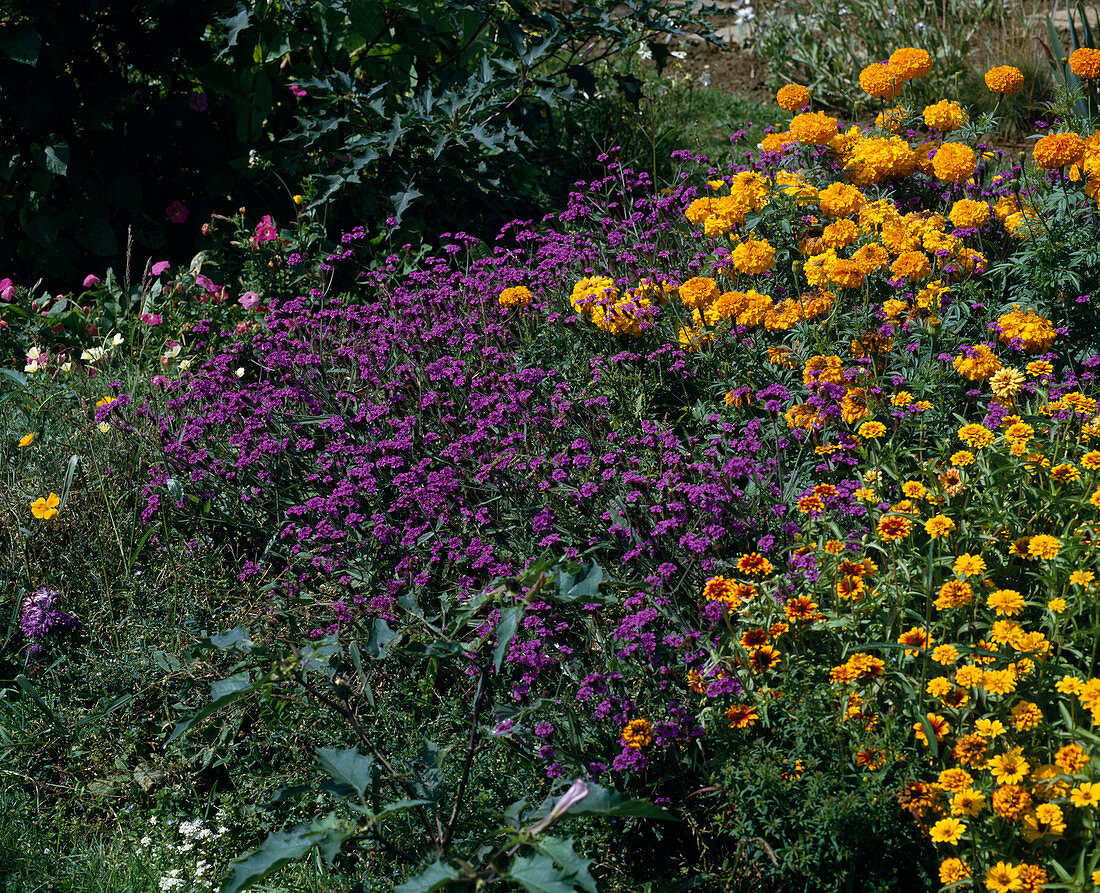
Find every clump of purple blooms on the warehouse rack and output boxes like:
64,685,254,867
20,588,78,660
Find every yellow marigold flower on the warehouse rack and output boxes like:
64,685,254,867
923,99,968,131
817,182,865,217
678,276,720,309
571,276,618,316
859,62,905,99
1026,359,1053,377
889,250,931,281
990,368,1025,400
1023,803,1065,841
954,346,1003,383
1056,742,1089,773
760,130,795,153
902,480,928,499
1010,700,1043,731
731,238,776,275
30,492,60,520
1071,569,1096,587
621,718,653,748
987,588,1025,616
927,676,953,698
984,861,1023,892
931,644,959,665
932,142,976,182
958,423,995,448
776,83,810,111
975,719,1007,741
18,432,34,447
948,198,990,229
857,420,887,439
1071,782,1100,807
950,450,974,467
821,218,859,249
890,47,934,79
939,857,971,884
498,285,533,308
875,105,908,132
996,308,1057,352
954,553,986,576
1057,674,1084,694
985,65,1024,94
1034,131,1086,169
928,817,966,844
983,668,1017,695
1092,487,1100,509
1027,534,1061,559
952,789,986,818
789,111,839,145
1069,47,1100,79
936,580,973,610
992,785,1031,822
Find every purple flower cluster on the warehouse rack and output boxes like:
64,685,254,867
20,589,78,660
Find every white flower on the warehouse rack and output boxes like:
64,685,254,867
234,367,245,378
81,346,106,362
109,333,124,347
61,361,72,372
179,359,193,371
140,836,152,847
98,422,110,434
25,347,46,373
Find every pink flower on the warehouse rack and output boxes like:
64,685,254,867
289,84,307,98
187,91,208,112
238,291,261,310
82,274,101,288
140,313,162,325
165,201,189,224
195,274,220,296
0,278,13,301
252,215,278,247
151,261,171,276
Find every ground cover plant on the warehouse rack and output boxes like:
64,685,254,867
7,33,1100,893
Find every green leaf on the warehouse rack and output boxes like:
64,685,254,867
220,814,354,893
349,2,387,42
219,4,251,53
493,605,524,672
315,747,375,802
43,142,69,176
393,859,460,893
209,626,254,652
0,24,40,65
15,674,65,731
507,854,576,893
536,838,596,893
167,673,256,743
364,617,397,659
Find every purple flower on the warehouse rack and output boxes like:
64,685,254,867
289,84,307,98
20,589,78,659
188,91,208,111
151,261,171,276
82,274,101,288
165,201,189,224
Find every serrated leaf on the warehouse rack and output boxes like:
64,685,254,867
219,4,251,54
220,814,354,893
44,142,69,176
536,838,596,893
315,747,375,802
393,859,460,893
507,854,575,893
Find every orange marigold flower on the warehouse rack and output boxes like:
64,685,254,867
932,142,976,182
498,285,533,308
890,47,934,79
939,857,971,884
985,65,1024,94
923,99,968,131
1033,132,1086,169
859,62,905,100
789,111,839,145
1055,742,1089,774
817,182,865,218
925,514,955,538
776,83,810,112
1069,47,1100,79
991,784,1032,820
1027,534,1061,559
